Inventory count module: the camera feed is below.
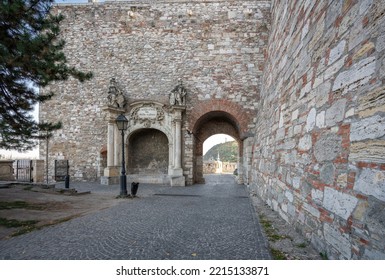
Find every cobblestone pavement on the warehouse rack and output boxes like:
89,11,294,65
0,174,271,260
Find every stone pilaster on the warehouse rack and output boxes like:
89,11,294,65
170,105,185,186
102,106,125,180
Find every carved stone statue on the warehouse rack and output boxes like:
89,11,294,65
170,80,187,106
107,78,127,108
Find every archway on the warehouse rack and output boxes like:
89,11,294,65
192,111,243,184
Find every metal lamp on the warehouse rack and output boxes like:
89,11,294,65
116,114,129,197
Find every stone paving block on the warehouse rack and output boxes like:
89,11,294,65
0,175,271,260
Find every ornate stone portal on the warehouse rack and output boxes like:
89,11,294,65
101,80,186,186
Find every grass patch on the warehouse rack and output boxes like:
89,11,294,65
0,217,39,228
259,214,288,242
9,215,79,237
319,252,328,260
296,242,307,248
0,217,40,238
0,201,45,210
270,248,287,260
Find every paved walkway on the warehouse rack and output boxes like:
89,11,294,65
0,174,271,260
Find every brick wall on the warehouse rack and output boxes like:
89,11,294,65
251,0,385,259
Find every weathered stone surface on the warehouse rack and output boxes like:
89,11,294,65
352,42,375,61
365,197,385,238
314,133,342,162
315,80,331,107
324,223,352,259
352,200,369,221
328,40,346,65
349,140,385,163
276,127,285,140
337,173,348,188
332,56,376,92
316,111,325,128
292,177,301,189
358,86,385,117
363,249,385,260
377,33,385,52
350,115,385,142
323,187,358,220
320,163,335,185
306,108,316,132
285,190,294,203
298,134,312,151
303,202,320,218
251,0,385,261
355,168,385,201
325,98,346,127
326,0,342,28
310,189,322,206
359,0,374,15
324,55,346,81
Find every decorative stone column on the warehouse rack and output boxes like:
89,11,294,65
102,106,125,183
107,120,115,167
114,124,121,166
174,118,182,170
168,143,174,175
168,80,188,186
170,105,185,186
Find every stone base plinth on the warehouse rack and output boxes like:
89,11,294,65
104,166,120,177
128,174,170,185
101,174,173,185
170,176,186,187
100,176,120,185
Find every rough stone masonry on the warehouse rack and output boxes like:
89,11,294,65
39,0,385,259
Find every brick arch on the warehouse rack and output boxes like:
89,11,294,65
190,106,246,184
194,118,242,157
188,99,254,139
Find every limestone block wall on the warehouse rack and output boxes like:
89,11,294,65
39,0,270,183
0,160,15,181
251,0,385,259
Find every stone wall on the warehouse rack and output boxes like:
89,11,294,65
0,160,15,181
251,0,385,259
39,0,270,184
128,129,169,174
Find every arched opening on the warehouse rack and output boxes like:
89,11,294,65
192,111,243,184
203,134,238,175
127,129,169,175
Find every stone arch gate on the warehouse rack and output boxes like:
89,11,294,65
100,97,254,187
188,100,254,185
191,111,242,184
